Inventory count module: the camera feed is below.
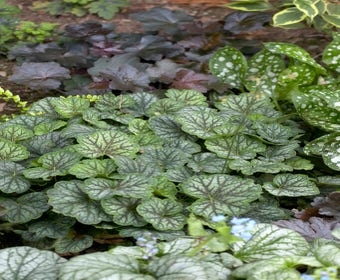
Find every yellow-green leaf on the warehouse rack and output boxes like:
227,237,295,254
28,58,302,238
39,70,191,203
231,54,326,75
293,0,319,20
322,13,340,28
273,7,307,27
225,0,273,12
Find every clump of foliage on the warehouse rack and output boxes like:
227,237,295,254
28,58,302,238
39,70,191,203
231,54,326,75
0,0,59,53
0,87,29,121
224,0,340,32
32,0,129,20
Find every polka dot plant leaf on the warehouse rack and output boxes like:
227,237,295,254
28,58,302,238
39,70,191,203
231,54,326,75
278,63,317,88
209,46,247,89
322,33,340,73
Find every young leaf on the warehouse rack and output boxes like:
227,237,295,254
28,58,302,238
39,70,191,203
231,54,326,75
0,192,49,223
0,161,30,194
54,234,93,254
69,159,116,179
8,62,71,90
101,196,147,227
0,246,66,280
47,180,110,224
59,252,151,280
51,97,90,118
34,120,67,136
209,45,247,89
88,0,128,20
137,197,186,231
0,138,30,161
75,130,139,159
235,223,310,261
263,174,319,196
181,174,262,218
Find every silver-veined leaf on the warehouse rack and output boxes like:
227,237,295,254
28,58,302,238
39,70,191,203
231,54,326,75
81,178,118,200
165,89,207,106
260,141,299,161
27,97,61,118
254,122,293,144
82,108,110,129
181,174,262,218
34,120,67,136
76,130,139,158
206,134,266,159
146,98,185,116
0,138,30,161
137,197,186,231
115,155,162,177
0,246,66,280
262,174,319,196
166,166,195,183
54,234,93,254
163,139,201,155
0,161,30,194
61,123,97,139
0,192,49,223
235,223,310,261
125,92,159,117
209,45,247,89
264,42,326,74
47,180,110,224
119,228,185,241
24,148,82,179
51,96,90,118
69,159,116,179
150,176,177,200
315,244,340,266
101,196,147,227
187,152,228,173
0,124,33,141
59,252,151,280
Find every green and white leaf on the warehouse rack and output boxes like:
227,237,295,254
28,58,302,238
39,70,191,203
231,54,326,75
264,42,326,74
24,148,82,179
137,197,186,231
0,124,33,141
314,244,340,266
101,196,147,227
260,141,299,161
322,140,340,171
0,161,30,194
165,89,207,106
273,7,306,26
0,246,66,280
54,234,93,254
47,180,110,224
235,223,310,261
209,45,247,89
51,97,90,118
76,130,139,158
225,0,273,12
322,35,340,72
34,120,67,136
206,134,266,159
0,138,30,161
187,152,228,173
262,174,319,196
181,174,262,218
81,178,118,200
294,0,319,20
254,122,293,144
0,192,49,223
69,159,116,179
278,63,316,88
115,155,162,177
59,252,151,280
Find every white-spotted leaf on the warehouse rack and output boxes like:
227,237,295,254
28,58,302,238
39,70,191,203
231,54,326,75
322,33,340,72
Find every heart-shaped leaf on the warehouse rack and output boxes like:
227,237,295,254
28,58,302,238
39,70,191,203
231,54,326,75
0,246,66,280
137,197,186,231
47,180,110,224
263,174,319,196
187,152,228,173
51,96,90,118
0,138,30,161
165,89,207,106
75,130,139,159
0,124,33,142
54,234,93,254
254,122,293,144
0,161,30,194
34,120,67,136
69,159,116,179
181,174,262,218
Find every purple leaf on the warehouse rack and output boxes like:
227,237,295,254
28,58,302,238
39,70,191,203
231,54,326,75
311,192,340,221
171,69,211,93
9,62,71,90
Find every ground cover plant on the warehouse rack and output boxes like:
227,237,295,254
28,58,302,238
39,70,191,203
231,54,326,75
0,2,339,279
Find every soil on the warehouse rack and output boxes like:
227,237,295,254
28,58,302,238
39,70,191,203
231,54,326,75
0,0,332,115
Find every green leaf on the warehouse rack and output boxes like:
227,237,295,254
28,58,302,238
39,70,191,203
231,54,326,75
235,223,310,261
0,192,49,223
34,120,67,135
75,130,139,158
315,244,340,266
166,166,195,183
28,214,76,239
61,123,97,139
273,7,307,27
254,122,293,144
284,157,314,170
187,152,228,173
0,246,66,280
80,178,118,200
264,42,326,74
206,134,266,159
137,197,186,231
51,96,90,118
101,196,147,227
165,89,207,106
176,106,226,139
88,0,128,20
0,124,33,141
47,180,110,224
278,63,316,88
24,148,82,179
293,0,319,20
262,174,319,196
209,45,247,89
55,234,93,254
147,98,184,116
69,159,116,179
126,92,159,117
322,35,340,72
164,139,201,155
114,155,162,176
244,49,285,96
0,161,30,194
59,252,151,280
225,1,273,12
0,138,30,161
322,13,340,28
260,141,299,161
181,174,262,218
149,115,195,141
322,140,340,171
